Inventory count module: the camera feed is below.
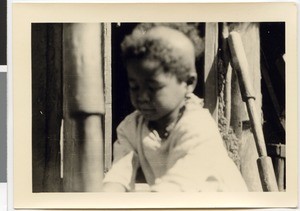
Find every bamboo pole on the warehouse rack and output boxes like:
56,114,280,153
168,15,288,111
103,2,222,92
228,32,278,192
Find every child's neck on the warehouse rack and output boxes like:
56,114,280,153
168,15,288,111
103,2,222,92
149,101,185,139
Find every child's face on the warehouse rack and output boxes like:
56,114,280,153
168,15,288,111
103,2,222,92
127,59,188,123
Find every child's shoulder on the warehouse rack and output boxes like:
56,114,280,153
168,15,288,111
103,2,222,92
181,107,216,132
177,95,219,137
183,94,212,122
122,110,142,123
117,110,143,131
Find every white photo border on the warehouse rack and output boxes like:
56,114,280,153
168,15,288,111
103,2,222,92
13,3,298,209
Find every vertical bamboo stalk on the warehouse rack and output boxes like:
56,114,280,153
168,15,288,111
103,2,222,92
63,23,104,192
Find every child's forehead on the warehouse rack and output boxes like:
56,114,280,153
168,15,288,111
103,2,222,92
128,70,175,85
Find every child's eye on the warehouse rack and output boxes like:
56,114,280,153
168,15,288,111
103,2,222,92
129,83,139,91
148,85,163,92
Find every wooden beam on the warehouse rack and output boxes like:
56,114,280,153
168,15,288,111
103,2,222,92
32,24,63,192
63,23,104,192
261,53,285,130
32,24,47,192
204,23,219,120
43,24,63,192
103,23,112,173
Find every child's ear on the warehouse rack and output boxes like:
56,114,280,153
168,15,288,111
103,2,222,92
185,73,197,93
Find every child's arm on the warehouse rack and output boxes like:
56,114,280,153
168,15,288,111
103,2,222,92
102,113,140,192
102,140,139,192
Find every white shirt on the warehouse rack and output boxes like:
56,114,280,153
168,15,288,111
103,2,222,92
103,95,248,192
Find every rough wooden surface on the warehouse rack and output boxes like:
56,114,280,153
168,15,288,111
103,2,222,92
32,24,63,192
32,24,47,192
204,23,219,120
43,24,63,192
103,23,113,172
239,130,262,191
223,23,263,191
257,156,279,191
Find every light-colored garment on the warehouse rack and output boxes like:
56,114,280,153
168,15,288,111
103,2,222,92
103,95,248,192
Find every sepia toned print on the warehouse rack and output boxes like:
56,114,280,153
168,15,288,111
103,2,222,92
13,3,297,209
31,22,285,193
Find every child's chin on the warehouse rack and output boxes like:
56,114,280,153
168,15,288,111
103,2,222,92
141,113,160,121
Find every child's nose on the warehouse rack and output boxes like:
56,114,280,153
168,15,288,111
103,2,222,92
137,88,150,103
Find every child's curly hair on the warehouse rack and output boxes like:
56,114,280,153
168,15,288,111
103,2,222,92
121,23,204,82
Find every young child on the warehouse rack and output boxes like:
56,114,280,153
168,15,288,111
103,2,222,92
102,24,248,192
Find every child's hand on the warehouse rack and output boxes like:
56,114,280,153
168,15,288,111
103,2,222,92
101,182,127,192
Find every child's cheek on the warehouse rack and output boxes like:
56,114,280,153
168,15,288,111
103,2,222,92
129,92,138,108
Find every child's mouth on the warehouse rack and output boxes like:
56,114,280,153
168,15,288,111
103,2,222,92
139,107,156,115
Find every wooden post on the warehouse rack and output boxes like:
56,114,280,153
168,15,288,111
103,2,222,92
204,23,219,119
103,23,112,173
43,24,63,192
63,23,104,192
225,66,232,132
221,23,232,130
32,24,63,192
267,143,285,191
32,24,48,192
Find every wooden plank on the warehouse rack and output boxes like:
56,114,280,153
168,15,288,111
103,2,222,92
103,23,112,172
261,54,285,130
224,66,232,131
267,143,285,191
225,23,263,191
204,23,218,119
221,22,232,129
32,24,63,192
43,24,63,192
267,143,285,158
32,24,47,192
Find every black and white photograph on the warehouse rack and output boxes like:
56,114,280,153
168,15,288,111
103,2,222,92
31,22,286,193
13,3,297,209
